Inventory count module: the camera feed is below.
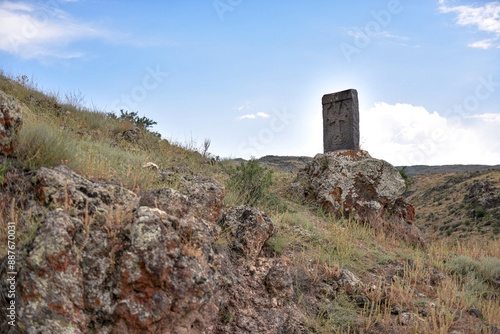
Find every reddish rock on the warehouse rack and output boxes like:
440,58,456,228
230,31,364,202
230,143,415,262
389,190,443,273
113,207,220,333
19,210,87,333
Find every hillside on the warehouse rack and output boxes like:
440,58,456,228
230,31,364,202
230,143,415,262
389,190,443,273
1,71,500,334
405,170,500,240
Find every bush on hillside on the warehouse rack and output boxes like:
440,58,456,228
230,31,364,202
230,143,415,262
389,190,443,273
399,166,409,190
226,160,274,206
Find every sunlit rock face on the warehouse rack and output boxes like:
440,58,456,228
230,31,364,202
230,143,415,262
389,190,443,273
290,150,424,247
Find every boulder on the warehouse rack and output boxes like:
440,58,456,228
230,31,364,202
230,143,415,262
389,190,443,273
219,205,275,262
290,150,424,246
0,90,23,156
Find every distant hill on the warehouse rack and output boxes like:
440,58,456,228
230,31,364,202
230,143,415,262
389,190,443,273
397,164,500,176
405,169,500,240
242,155,500,176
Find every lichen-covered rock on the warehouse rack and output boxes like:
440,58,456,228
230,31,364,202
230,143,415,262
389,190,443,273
7,165,226,334
19,209,87,333
293,150,404,214
113,206,220,333
141,173,225,223
219,205,275,262
0,90,23,156
34,165,139,220
290,150,424,246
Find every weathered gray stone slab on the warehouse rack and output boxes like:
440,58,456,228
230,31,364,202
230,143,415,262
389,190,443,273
322,89,359,152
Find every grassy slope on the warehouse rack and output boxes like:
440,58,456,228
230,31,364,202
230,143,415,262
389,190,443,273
1,71,500,333
407,171,500,240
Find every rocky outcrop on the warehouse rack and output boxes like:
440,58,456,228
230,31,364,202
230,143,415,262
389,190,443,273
0,90,23,156
466,180,500,209
289,150,424,246
2,165,228,333
218,205,275,263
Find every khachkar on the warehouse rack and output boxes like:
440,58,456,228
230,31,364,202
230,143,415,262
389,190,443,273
322,89,359,152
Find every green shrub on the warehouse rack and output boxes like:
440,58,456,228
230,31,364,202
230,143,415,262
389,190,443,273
116,110,157,130
475,207,486,218
398,166,409,190
226,160,273,206
447,256,480,277
478,257,500,281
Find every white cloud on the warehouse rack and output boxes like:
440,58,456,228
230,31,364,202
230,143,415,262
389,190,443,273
0,1,102,59
360,102,500,165
468,39,495,49
439,1,500,49
238,114,256,120
467,113,500,123
237,112,270,120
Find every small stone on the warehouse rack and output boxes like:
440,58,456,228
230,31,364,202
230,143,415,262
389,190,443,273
399,312,416,326
142,162,159,169
271,298,278,308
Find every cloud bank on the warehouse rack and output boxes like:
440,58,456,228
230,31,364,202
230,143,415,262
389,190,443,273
360,102,500,166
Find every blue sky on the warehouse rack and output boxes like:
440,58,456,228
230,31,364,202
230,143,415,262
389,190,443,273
1,0,499,165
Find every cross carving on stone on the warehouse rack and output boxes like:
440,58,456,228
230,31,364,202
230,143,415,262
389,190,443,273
322,89,359,152
326,100,350,141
